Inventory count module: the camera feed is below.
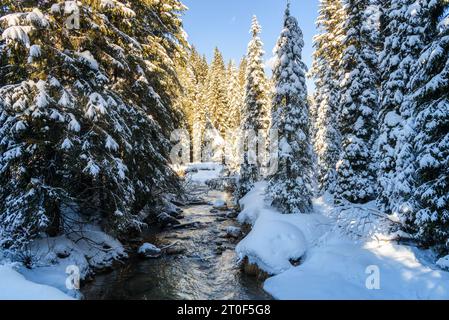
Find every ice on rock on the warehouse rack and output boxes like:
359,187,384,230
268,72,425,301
225,226,242,238
212,199,227,210
138,243,161,258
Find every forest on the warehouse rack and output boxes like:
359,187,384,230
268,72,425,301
0,0,448,300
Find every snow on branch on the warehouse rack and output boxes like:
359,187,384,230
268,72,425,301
332,198,401,241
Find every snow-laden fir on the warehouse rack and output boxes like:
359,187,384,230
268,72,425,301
266,3,314,214
237,16,271,199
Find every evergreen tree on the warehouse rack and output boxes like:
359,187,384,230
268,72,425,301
222,60,245,173
177,47,209,162
237,16,269,198
262,76,273,133
266,3,314,214
376,0,432,215
227,61,243,130
0,0,187,249
192,53,210,162
238,56,248,89
407,1,449,254
206,48,228,137
335,0,380,204
312,0,345,193
176,51,195,146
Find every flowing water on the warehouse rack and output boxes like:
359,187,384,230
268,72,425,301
81,188,271,300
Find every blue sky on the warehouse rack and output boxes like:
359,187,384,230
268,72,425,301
182,0,320,91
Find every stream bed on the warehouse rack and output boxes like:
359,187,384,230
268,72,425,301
81,188,271,300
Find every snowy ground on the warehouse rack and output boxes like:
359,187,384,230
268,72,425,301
0,264,73,300
236,182,449,300
0,215,127,300
0,249,74,300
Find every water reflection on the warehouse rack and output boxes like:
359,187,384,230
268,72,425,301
82,190,271,300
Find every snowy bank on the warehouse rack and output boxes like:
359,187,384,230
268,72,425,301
264,234,449,300
236,182,449,300
236,182,329,275
0,264,73,300
0,222,127,299
236,220,307,274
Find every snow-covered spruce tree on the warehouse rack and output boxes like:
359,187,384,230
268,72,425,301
335,0,380,204
224,61,244,173
177,47,209,162
407,2,449,254
376,0,434,215
176,52,195,162
191,52,210,162
266,3,314,214
238,56,248,89
205,48,229,137
312,0,345,194
227,60,243,130
0,1,187,249
225,57,247,174
237,16,269,199
390,0,442,220
262,76,273,132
